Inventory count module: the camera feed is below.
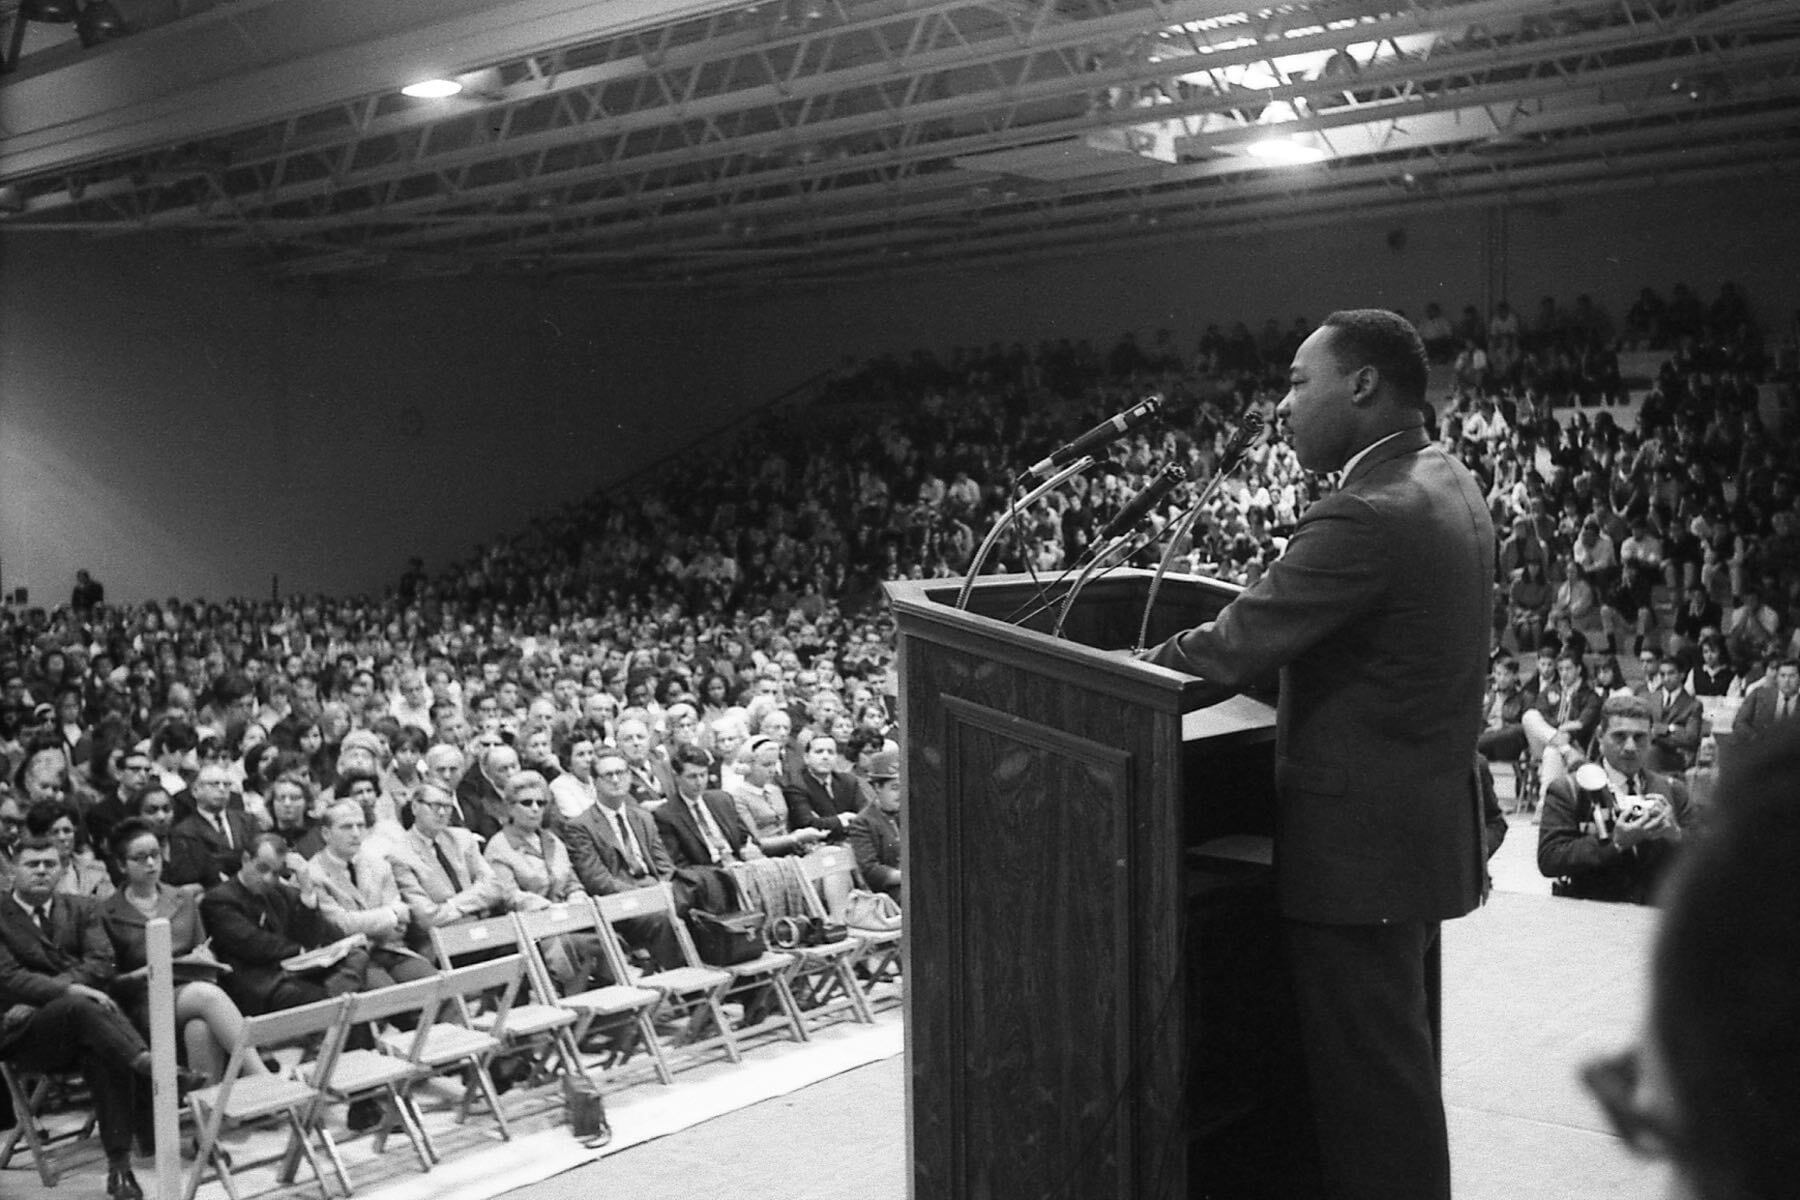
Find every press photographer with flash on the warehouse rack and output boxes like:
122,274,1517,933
1537,693,1690,904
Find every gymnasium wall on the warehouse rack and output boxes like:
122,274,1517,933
2,172,1793,604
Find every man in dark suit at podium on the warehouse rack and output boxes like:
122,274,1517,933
1144,310,1494,1200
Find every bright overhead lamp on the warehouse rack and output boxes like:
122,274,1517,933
401,79,464,99
1246,137,1328,164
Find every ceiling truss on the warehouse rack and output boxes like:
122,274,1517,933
1,0,1797,287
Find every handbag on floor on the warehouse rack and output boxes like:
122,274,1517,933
688,908,766,965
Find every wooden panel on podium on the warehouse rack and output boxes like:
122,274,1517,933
888,570,1279,1200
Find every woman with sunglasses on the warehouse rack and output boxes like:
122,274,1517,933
483,770,599,992
98,818,268,1087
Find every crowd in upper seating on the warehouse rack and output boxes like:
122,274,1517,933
2,279,1797,947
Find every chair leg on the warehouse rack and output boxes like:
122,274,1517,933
392,1085,438,1167
316,1127,353,1195
283,1109,331,1198
635,1010,675,1085
465,1058,512,1141
0,1070,59,1187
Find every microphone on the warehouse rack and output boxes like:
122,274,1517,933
1216,410,1266,477
1023,394,1164,479
1093,464,1188,545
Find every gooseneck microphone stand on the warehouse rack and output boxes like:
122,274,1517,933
955,456,1095,611
1134,412,1265,652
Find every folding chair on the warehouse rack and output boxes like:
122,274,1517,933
0,1063,97,1186
377,957,526,1145
513,902,668,1084
183,995,352,1200
308,975,442,1173
790,846,877,1028
841,891,904,1011
701,904,808,1046
595,886,739,1066
430,914,581,1088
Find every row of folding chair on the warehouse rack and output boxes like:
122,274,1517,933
184,955,528,1200
7,848,901,1199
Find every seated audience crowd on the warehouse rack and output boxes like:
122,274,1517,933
0,279,1795,1191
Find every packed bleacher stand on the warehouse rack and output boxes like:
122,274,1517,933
2,279,1798,1191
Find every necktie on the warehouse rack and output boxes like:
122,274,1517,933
1782,696,1794,720
33,904,51,934
213,811,233,849
612,809,646,876
347,859,361,893
690,799,730,864
433,838,463,890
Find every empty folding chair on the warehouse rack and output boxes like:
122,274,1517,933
377,956,527,1144
183,995,352,1200
431,914,580,1088
513,902,668,1084
595,886,740,1066
308,975,442,1173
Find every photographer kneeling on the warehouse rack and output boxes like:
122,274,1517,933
1538,693,1691,905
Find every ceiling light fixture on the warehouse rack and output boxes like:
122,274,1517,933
1246,137,1327,164
402,79,464,99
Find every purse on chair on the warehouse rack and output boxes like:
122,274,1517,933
844,889,902,933
688,909,767,965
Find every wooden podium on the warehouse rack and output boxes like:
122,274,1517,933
886,569,1291,1200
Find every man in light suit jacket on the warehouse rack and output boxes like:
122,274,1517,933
560,750,682,971
1143,311,1494,1200
166,763,258,889
1734,659,1800,745
1644,656,1705,773
308,800,435,985
389,783,513,953
1,837,178,1200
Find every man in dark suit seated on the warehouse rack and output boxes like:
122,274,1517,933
200,833,373,1016
849,750,902,904
1538,694,1691,904
781,734,862,838
455,743,516,844
1,836,197,1200
560,750,683,971
1644,656,1704,774
654,745,764,914
166,764,257,890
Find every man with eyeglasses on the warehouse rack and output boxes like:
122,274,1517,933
86,752,156,853
166,765,256,889
560,750,684,971
456,742,517,844
391,781,510,949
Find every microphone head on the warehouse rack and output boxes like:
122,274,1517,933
1219,411,1265,474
